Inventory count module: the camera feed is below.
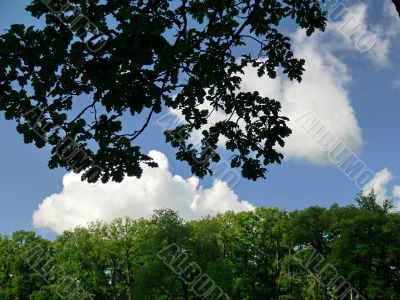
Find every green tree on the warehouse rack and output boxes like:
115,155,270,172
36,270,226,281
3,197,400,299
0,231,51,299
52,224,110,299
384,212,400,298
289,206,330,300
329,193,398,299
0,0,326,183
135,209,192,299
187,216,234,294
105,217,148,300
209,209,287,299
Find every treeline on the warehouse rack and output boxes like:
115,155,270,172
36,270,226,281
1,192,400,299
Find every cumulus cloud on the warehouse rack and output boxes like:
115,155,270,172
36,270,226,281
33,150,254,234
325,1,400,67
170,29,363,165
393,185,400,198
362,168,393,203
326,3,386,66
392,185,400,199
258,31,362,165
380,0,400,40
369,1,400,66
362,168,400,208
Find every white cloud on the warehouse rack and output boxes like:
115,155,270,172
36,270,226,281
393,77,400,89
33,150,254,234
336,3,388,66
170,29,363,165
380,0,400,87
167,2,400,168
362,168,393,203
325,1,400,67
381,0,400,36
393,185,400,198
362,168,400,209
368,0,400,66
263,31,362,165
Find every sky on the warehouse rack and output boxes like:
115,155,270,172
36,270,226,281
1,0,400,237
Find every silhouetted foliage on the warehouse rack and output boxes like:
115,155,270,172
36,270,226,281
393,0,400,17
0,0,327,183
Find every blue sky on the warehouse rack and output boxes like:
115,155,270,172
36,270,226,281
1,0,400,237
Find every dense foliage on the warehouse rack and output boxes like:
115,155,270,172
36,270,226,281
393,0,400,17
1,192,399,299
0,0,326,183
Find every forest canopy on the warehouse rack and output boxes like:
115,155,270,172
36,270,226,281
1,193,399,299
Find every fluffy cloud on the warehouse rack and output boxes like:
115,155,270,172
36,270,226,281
373,0,400,65
247,31,362,165
33,150,254,234
362,168,400,208
170,29,363,165
326,3,385,66
209,2,397,164
393,185,400,198
362,168,394,203
324,1,400,67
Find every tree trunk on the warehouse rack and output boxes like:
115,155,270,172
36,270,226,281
181,280,189,300
275,239,280,298
288,245,293,297
126,248,132,300
112,265,117,300
314,275,319,300
322,286,328,300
